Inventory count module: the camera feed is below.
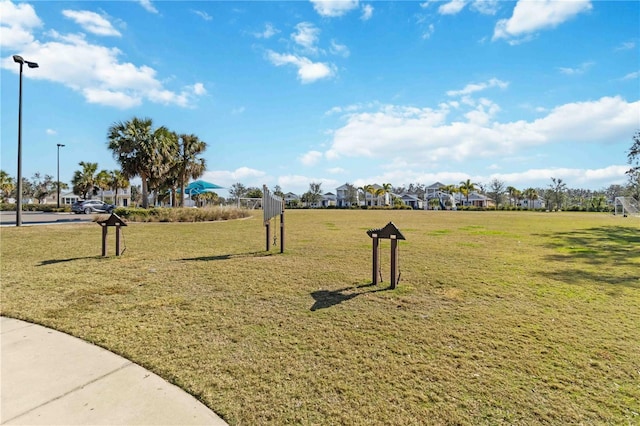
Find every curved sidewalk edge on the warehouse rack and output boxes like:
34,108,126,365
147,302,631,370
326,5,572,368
1,317,228,425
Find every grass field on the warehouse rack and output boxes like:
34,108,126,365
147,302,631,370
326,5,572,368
1,210,639,425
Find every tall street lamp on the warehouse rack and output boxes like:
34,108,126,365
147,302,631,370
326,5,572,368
13,55,39,227
57,143,65,208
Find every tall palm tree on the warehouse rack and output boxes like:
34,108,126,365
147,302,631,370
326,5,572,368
523,188,538,209
71,161,98,200
506,186,517,207
459,179,478,207
175,134,207,207
95,170,111,201
108,118,175,208
0,170,15,203
375,187,386,206
109,170,129,207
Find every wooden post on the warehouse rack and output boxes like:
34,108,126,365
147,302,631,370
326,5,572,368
265,220,270,252
115,225,122,256
101,225,108,257
372,234,379,285
390,236,398,289
280,208,285,254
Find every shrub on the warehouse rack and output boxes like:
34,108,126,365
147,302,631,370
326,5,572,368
111,206,251,223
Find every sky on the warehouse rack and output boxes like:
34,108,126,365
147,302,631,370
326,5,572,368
1,0,639,198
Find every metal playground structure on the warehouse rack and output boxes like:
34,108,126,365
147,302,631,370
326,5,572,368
262,185,285,253
614,197,639,217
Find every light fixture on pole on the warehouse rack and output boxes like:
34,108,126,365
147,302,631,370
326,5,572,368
57,144,65,209
13,55,39,227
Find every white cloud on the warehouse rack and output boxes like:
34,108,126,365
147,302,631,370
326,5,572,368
615,41,636,51
46,129,57,135
266,51,335,83
327,167,345,174
558,61,594,75
361,4,373,20
422,24,435,40
330,40,350,57
470,0,499,15
192,10,212,21
300,150,323,166
310,0,359,17
0,12,205,109
231,106,245,114
62,10,121,37
493,0,592,43
324,96,639,167
254,23,278,39
292,22,320,52
446,78,508,97
0,1,42,47
138,0,158,14
439,0,467,15
621,71,639,81
277,175,339,195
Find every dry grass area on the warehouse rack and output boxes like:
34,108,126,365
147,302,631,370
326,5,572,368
1,210,639,425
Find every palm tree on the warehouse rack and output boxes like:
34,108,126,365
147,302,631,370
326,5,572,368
381,182,392,206
95,170,111,201
459,179,478,207
108,118,175,208
109,170,129,207
506,186,517,207
175,134,207,207
365,184,377,207
375,187,386,206
523,188,538,209
0,170,15,203
71,161,98,200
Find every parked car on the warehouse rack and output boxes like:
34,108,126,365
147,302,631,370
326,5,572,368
72,200,115,214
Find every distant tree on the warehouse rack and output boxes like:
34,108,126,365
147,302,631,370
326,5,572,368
603,184,625,200
308,182,323,206
273,185,285,198
130,185,141,207
246,187,263,198
95,170,111,201
109,170,129,207
506,186,517,207
548,177,567,210
0,170,15,202
344,183,358,206
522,188,539,210
488,178,506,209
375,187,387,206
627,130,640,176
175,133,207,207
72,162,98,200
31,173,55,204
229,182,247,202
459,179,478,206
364,184,376,206
108,117,175,208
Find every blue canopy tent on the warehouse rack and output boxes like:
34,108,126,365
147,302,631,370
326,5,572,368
183,180,224,196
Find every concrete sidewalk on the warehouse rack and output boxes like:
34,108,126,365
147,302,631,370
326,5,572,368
1,317,228,425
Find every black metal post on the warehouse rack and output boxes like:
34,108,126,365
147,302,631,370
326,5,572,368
16,61,23,226
57,144,65,208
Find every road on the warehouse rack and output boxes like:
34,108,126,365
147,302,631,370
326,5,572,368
0,211,95,227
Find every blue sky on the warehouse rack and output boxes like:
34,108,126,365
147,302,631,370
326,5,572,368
1,0,639,198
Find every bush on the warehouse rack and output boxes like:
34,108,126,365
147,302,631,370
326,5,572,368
0,203,69,213
111,206,252,223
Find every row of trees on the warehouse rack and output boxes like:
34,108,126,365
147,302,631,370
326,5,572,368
107,117,207,208
0,171,68,204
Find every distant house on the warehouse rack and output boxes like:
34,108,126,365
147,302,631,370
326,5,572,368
455,191,491,208
335,183,357,207
44,188,130,207
284,192,300,207
395,193,423,209
321,192,337,207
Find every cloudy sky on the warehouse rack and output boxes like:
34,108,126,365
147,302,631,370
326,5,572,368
1,0,638,197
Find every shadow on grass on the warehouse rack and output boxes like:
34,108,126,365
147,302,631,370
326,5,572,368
310,282,391,311
38,256,99,266
182,251,273,262
536,225,640,289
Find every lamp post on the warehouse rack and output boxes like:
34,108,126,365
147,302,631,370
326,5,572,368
13,55,39,227
57,144,65,208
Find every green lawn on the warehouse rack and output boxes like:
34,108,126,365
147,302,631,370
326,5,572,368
1,210,639,425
